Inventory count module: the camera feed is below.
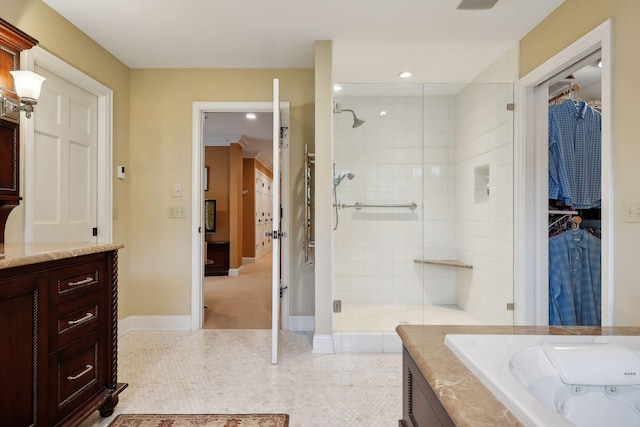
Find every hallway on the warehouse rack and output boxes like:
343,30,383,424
204,254,272,329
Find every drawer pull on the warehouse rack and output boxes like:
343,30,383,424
68,277,95,287
67,365,93,381
68,312,94,326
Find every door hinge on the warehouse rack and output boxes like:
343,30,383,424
92,227,98,237
279,286,288,298
506,303,515,311
507,103,515,111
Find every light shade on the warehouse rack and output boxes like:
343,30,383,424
9,70,45,100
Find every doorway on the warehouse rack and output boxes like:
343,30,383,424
202,110,274,329
516,19,612,326
190,101,291,333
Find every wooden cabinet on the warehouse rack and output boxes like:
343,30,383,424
0,249,126,426
0,18,38,243
254,171,273,260
400,347,454,427
205,240,230,276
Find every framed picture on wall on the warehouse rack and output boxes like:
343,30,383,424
205,199,216,232
204,166,209,191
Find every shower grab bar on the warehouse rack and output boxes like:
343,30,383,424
336,202,417,210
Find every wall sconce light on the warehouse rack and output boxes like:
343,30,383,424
1,70,46,121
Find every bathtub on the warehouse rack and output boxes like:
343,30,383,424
444,334,640,427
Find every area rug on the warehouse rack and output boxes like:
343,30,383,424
108,413,289,427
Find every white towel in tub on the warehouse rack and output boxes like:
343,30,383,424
542,342,640,386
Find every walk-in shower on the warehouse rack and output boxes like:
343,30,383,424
332,82,515,352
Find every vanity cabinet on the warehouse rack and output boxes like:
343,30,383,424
400,347,455,427
0,248,126,427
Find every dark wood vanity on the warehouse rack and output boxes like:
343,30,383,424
0,244,126,426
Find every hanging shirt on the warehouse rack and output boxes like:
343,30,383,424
549,229,601,326
548,99,601,209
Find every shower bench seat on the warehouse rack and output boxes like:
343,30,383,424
413,259,473,269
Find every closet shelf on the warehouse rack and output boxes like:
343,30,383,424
414,259,473,269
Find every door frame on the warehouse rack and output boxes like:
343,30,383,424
515,19,613,325
190,101,291,330
21,47,113,244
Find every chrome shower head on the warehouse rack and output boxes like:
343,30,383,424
342,109,366,128
352,116,366,128
333,101,366,128
333,172,355,187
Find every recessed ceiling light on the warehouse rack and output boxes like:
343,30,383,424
379,111,388,116
246,113,257,119
398,71,413,79
333,84,343,91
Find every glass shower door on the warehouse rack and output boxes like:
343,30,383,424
331,82,515,350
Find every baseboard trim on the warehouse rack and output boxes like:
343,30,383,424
289,316,314,332
312,334,334,354
228,266,242,277
118,315,191,335
242,257,256,264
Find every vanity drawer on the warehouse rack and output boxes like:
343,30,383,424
49,291,104,350
50,260,105,304
49,332,106,423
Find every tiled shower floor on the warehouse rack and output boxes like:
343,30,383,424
80,329,401,427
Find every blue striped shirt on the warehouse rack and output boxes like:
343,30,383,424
549,230,601,326
548,99,601,209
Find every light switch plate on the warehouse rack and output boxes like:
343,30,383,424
173,183,182,197
624,199,640,222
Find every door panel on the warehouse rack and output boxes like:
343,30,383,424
271,79,280,364
31,66,98,243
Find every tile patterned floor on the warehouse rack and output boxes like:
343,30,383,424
80,329,402,427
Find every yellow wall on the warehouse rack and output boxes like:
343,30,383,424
521,0,640,325
229,143,243,269
205,146,230,241
128,68,315,316
1,1,316,320
2,0,132,316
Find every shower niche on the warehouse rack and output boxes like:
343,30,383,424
474,165,491,203
331,82,515,351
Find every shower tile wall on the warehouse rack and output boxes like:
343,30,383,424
333,95,457,307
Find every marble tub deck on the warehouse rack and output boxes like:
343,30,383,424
396,325,640,427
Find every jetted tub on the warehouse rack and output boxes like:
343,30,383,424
444,334,640,427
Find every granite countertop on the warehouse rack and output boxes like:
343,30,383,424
396,324,640,427
0,242,124,270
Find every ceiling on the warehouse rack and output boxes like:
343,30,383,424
41,0,566,169
204,112,273,169
42,0,564,82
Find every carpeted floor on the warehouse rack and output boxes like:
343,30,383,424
108,413,288,427
203,253,272,329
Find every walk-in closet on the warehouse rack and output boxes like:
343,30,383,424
546,51,603,326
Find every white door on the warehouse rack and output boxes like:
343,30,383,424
30,65,98,243
271,79,281,364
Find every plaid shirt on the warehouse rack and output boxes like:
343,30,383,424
548,99,601,209
549,230,601,326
